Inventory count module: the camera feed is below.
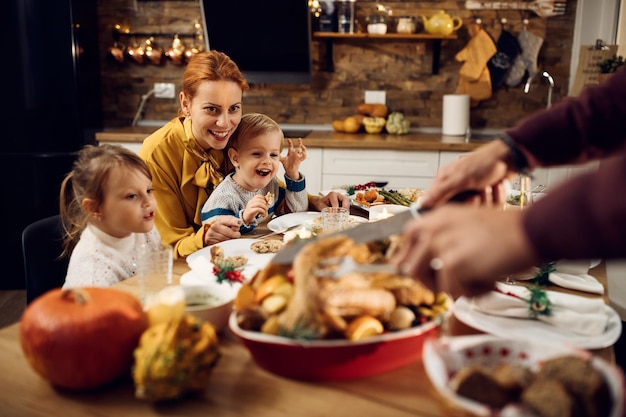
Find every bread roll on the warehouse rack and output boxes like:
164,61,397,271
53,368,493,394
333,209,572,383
537,356,611,417
521,378,575,417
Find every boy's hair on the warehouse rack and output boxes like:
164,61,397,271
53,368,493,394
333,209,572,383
59,144,152,256
229,113,284,150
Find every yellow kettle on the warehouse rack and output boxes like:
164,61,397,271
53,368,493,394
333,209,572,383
421,10,463,36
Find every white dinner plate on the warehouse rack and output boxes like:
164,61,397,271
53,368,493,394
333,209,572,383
267,211,367,232
454,296,621,350
186,238,274,284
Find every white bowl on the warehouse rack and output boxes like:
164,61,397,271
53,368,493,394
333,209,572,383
423,335,625,417
182,283,240,332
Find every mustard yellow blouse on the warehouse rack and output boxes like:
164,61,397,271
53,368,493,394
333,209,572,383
139,117,233,258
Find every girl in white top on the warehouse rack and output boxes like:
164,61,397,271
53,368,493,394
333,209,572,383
60,144,162,288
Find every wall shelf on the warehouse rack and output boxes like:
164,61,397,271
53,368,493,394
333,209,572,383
312,32,458,75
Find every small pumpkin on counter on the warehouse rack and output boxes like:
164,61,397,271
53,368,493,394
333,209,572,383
362,116,387,134
20,287,148,390
332,114,364,133
357,103,389,118
343,115,362,133
385,111,410,135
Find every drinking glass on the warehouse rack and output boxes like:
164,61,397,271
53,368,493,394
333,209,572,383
322,207,349,233
518,174,533,208
136,243,173,303
504,175,533,284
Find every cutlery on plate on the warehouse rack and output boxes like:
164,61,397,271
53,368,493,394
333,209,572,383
257,224,302,239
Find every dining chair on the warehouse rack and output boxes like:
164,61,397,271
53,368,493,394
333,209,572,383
22,215,69,304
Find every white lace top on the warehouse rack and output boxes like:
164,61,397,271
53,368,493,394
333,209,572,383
62,224,162,289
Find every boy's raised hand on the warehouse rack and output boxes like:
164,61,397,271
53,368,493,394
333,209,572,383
280,138,307,180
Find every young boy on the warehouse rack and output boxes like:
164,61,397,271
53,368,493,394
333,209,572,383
200,113,308,233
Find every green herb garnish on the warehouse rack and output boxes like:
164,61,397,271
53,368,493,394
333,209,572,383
531,261,556,286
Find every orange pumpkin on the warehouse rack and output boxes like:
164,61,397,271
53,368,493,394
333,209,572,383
20,287,148,390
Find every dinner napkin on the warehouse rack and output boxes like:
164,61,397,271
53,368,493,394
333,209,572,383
180,270,212,287
472,282,609,336
187,255,213,272
548,259,604,295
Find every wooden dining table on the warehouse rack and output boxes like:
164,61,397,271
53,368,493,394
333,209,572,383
0,209,616,417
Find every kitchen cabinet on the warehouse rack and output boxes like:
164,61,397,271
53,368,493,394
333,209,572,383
321,148,439,191
312,32,458,75
438,151,600,191
278,148,323,196
96,133,600,195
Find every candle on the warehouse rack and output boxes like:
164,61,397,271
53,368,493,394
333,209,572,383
283,226,312,243
376,207,393,220
298,226,312,239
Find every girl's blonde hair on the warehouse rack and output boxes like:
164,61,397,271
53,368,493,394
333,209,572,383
59,144,152,256
228,113,284,151
178,50,250,118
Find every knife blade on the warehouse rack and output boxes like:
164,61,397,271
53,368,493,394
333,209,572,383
271,207,421,264
270,189,481,265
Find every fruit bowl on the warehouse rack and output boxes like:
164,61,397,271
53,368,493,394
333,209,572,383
228,311,443,381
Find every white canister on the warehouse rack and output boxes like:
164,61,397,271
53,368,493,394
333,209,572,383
442,94,470,136
396,16,417,34
367,15,387,34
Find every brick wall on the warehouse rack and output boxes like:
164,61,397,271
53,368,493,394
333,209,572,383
97,0,576,129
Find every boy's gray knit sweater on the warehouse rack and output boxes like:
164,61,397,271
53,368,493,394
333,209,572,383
200,173,308,233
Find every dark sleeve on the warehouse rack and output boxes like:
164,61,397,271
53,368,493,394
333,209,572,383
523,153,626,260
505,67,626,166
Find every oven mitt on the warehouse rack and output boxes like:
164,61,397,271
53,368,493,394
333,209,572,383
455,25,497,106
488,29,521,91
505,28,544,87
471,282,609,336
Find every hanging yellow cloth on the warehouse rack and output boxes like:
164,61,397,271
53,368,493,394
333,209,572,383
455,24,497,107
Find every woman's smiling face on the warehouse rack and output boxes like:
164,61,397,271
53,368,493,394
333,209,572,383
182,80,243,150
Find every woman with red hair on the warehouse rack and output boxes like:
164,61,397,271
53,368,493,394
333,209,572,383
139,51,348,258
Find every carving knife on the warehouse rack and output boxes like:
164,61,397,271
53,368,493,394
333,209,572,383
271,190,480,265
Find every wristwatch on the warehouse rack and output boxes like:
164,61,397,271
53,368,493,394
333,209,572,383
499,134,531,176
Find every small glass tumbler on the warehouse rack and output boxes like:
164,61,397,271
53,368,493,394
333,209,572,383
518,174,533,208
322,207,350,233
337,0,356,33
136,243,173,303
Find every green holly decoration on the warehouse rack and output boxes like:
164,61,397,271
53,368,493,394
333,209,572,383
527,286,551,318
531,261,556,286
